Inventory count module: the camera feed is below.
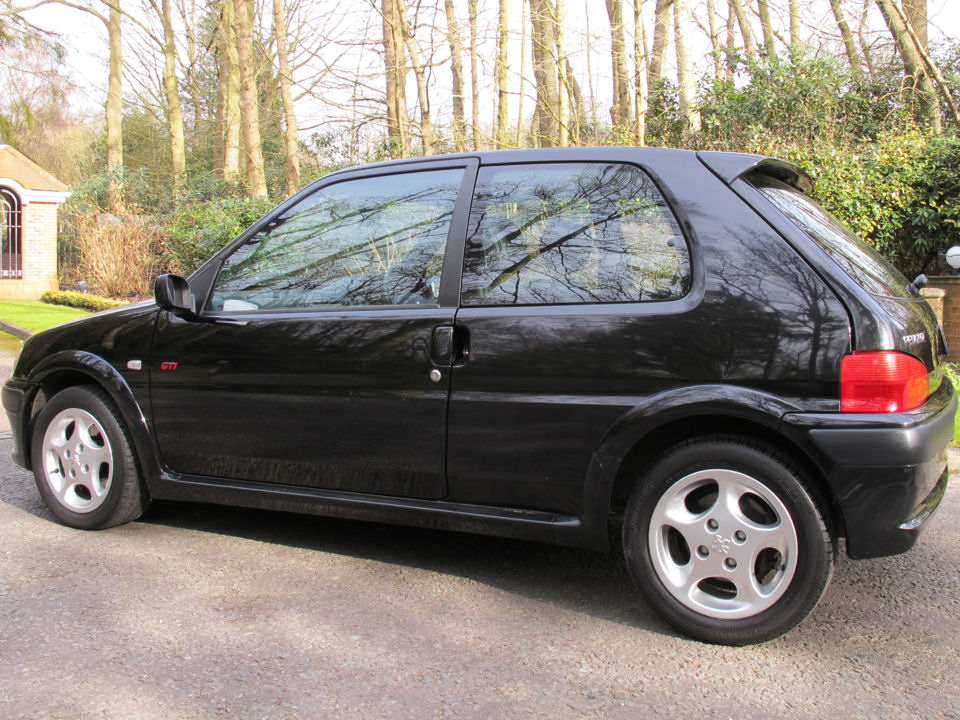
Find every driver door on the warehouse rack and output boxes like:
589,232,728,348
149,161,475,499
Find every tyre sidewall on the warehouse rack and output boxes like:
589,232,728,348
31,386,138,530
623,440,832,645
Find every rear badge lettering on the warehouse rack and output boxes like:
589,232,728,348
902,333,926,345
160,362,179,371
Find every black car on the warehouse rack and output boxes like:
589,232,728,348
4,148,953,645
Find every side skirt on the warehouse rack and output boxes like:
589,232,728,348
148,472,611,551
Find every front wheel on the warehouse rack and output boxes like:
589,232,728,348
31,385,149,530
623,437,833,645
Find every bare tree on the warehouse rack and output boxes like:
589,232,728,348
649,0,672,85
756,0,776,58
633,0,647,144
381,0,409,157
234,0,268,197
875,0,940,132
674,0,700,133
729,0,756,64
830,0,864,81
494,0,509,148
444,0,467,152
529,0,560,146
604,0,632,130
273,0,300,194
468,0,480,150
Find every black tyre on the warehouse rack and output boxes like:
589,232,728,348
623,436,833,645
31,385,149,530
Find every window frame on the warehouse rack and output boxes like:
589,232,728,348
193,158,479,316
0,186,23,280
458,160,692,308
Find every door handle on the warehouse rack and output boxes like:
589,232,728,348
431,326,455,365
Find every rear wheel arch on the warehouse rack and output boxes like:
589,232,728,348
605,414,842,542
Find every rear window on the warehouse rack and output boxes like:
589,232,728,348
753,177,910,298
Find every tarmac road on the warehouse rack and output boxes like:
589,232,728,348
1,445,959,719
0,335,958,719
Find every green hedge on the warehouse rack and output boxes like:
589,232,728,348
41,290,130,312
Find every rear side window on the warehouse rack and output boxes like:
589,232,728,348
754,177,911,298
461,163,689,306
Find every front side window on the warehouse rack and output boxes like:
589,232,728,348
461,163,689,306
208,168,463,311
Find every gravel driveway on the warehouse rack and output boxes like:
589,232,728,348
1,434,958,719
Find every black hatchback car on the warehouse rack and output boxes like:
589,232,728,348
4,148,953,645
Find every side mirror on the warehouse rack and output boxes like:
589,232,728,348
154,274,196,318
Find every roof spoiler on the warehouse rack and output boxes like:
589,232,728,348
697,151,813,193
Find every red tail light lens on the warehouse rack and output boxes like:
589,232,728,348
840,351,929,412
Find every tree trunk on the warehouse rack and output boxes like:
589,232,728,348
105,0,123,212
858,0,876,81
756,0,776,59
234,0,268,198
674,0,700,134
516,0,527,146
161,0,186,184
725,0,736,78
875,0,940,133
789,0,800,51
649,0,672,85
529,0,560,147
495,0,509,148
829,0,864,81
381,0,409,157
633,0,647,145
729,0,756,65
272,0,300,195
221,0,241,182
398,1,433,154
555,0,570,146
604,0,632,130
468,0,481,150
903,0,927,50
444,0,467,152
706,0,723,82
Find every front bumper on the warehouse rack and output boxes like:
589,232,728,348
783,380,955,559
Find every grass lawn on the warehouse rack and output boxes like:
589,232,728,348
0,301,91,334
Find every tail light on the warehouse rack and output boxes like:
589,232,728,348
840,351,929,412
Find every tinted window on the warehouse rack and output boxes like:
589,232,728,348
461,163,688,306
755,177,910,298
208,168,463,310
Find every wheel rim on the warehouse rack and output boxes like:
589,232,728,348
40,408,114,514
648,469,799,620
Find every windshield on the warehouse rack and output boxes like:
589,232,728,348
753,176,911,298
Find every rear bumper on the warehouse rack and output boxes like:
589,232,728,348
3,378,36,470
783,381,955,559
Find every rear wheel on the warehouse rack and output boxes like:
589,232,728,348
31,385,148,530
623,437,833,645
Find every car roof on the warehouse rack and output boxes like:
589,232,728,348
319,146,812,192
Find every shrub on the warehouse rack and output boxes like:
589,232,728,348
41,290,129,312
162,195,275,275
73,215,162,297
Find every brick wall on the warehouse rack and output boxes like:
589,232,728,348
0,201,59,300
925,277,960,361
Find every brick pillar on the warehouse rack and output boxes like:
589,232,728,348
925,277,960,361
